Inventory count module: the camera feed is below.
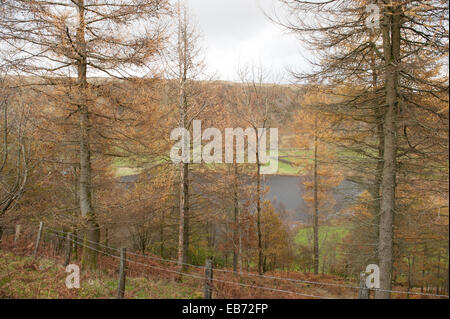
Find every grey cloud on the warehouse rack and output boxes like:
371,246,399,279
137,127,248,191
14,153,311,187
185,0,308,82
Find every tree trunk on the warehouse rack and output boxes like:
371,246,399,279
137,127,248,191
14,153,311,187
446,265,449,295
160,210,165,258
256,129,263,275
183,167,189,264
0,225,3,248
104,227,108,248
370,52,384,263
436,249,441,294
73,230,78,260
407,256,412,299
177,160,189,270
313,118,319,275
76,0,99,270
372,113,384,261
176,8,190,271
232,161,239,274
376,2,401,299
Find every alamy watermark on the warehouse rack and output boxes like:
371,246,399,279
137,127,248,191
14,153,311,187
364,264,380,289
65,264,80,289
170,120,278,174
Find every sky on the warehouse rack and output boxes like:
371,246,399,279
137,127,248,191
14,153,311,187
185,0,310,83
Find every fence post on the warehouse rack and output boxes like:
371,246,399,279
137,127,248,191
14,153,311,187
116,247,127,299
358,271,369,299
14,224,21,246
63,232,72,267
204,258,213,299
32,222,43,259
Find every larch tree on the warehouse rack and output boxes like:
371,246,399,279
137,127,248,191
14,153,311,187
0,69,31,242
274,0,448,297
164,1,209,271
292,87,343,275
260,200,292,272
375,0,447,298
0,0,169,269
232,65,281,275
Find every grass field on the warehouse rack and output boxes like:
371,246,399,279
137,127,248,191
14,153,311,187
295,225,349,247
112,148,311,177
111,144,370,178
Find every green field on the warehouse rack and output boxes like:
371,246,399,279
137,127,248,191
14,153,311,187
112,148,311,177
111,145,370,178
295,225,349,246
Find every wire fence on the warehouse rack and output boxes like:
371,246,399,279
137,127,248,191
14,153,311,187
1,223,448,299
45,228,330,299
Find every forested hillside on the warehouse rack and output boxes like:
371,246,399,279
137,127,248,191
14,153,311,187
0,0,448,300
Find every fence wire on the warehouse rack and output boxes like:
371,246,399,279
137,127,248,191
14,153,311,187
2,224,448,299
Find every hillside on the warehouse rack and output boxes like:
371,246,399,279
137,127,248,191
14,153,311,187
1,234,439,299
0,250,201,299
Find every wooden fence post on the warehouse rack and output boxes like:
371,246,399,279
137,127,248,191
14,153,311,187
32,222,43,259
204,258,213,299
358,271,369,299
116,247,127,299
14,224,21,246
64,232,72,267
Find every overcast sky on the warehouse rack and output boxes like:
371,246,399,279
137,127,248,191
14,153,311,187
185,0,310,83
